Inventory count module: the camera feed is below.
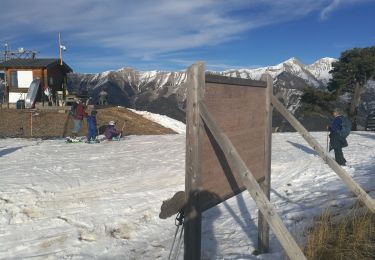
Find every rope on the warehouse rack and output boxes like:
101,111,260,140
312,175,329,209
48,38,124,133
175,211,184,226
168,211,184,260
168,224,180,260
173,225,184,260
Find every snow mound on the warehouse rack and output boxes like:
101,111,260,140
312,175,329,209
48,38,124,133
128,108,186,134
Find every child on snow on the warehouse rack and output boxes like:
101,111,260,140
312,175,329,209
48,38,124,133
71,99,86,137
86,106,98,142
104,120,122,141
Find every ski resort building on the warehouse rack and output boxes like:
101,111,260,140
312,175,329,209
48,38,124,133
0,58,72,107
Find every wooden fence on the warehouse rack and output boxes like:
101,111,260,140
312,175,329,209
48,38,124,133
0,109,70,138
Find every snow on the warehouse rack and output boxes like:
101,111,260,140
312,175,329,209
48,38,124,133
1,122,375,259
140,71,158,81
306,57,337,85
367,80,375,89
128,108,186,134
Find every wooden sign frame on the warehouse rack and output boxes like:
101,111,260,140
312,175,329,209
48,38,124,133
184,62,375,260
199,73,268,211
184,62,305,260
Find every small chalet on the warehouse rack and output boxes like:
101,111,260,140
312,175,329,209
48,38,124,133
0,58,72,105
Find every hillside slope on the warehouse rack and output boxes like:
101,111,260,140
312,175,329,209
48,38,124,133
0,107,176,138
67,57,335,123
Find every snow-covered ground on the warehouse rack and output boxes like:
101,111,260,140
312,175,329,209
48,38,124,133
128,108,186,134
1,116,375,259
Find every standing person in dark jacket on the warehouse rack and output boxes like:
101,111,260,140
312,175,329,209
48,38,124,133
328,108,347,166
104,121,122,140
86,106,98,142
71,99,86,136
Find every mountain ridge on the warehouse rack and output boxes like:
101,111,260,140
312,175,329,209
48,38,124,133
67,57,336,125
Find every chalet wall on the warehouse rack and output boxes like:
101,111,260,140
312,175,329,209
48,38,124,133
4,66,69,103
5,68,47,103
47,66,66,92
0,59,72,106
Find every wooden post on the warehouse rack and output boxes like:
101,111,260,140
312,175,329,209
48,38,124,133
271,95,375,213
42,69,46,107
184,62,205,260
199,102,306,260
6,70,9,109
258,74,273,253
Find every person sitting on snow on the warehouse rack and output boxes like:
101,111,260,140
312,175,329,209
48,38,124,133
104,120,122,140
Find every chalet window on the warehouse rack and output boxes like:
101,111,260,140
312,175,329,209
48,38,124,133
10,71,33,88
17,71,33,88
11,71,18,87
0,71,4,80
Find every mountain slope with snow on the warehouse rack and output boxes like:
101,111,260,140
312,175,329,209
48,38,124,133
67,57,337,125
305,57,337,85
222,57,336,88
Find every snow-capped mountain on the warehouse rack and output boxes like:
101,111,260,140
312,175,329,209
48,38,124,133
68,68,188,121
67,57,337,127
222,57,335,88
220,57,338,125
306,57,337,85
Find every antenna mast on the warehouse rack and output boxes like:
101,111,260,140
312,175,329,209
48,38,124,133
58,33,67,65
59,33,62,65
0,43,37,62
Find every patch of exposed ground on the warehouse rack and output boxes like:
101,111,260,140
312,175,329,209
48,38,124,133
0,106,176,138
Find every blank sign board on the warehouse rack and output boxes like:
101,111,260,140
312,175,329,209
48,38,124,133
198,74,268,211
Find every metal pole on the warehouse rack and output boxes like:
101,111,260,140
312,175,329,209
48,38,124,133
59,33,63,66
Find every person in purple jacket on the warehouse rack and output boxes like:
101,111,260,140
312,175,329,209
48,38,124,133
104,120,122,140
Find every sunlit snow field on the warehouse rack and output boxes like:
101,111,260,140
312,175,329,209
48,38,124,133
0,129,374,259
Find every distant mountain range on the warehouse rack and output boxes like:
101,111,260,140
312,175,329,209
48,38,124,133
222,57,336,87
2,56,372,131
67,57,375,130
221,57,336,118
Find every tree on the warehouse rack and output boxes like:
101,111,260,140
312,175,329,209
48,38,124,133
301,86,335,112
328,46,375,128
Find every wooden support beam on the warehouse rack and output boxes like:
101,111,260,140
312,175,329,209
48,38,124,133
199,101,306,260
271,95,375,213
184,62,205,260
258,74,273,253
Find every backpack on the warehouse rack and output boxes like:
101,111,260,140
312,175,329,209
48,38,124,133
340,116,352,138
70,102,78,117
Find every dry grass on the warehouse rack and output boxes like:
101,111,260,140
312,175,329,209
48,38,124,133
304,205,375,259
0,106,176,138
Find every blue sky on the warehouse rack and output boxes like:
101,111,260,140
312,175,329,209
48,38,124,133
0,0,374,73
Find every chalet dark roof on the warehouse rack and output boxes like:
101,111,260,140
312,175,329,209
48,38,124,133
0,58,72,72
